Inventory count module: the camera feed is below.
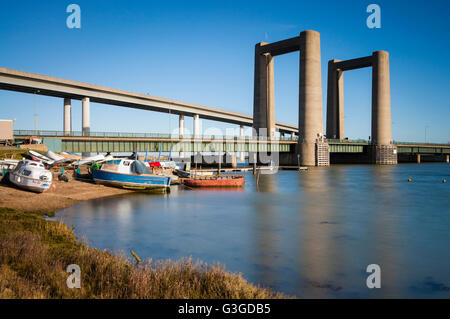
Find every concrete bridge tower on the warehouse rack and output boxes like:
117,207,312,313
253,30,329,166
326,50,397,164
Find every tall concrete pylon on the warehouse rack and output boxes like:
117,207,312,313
298,30,326,166
253,30,329,166
253,42,275,139
371,50,392,146
325,60,344,139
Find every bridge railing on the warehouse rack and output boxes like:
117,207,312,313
393,140,450,146
326,138,370,144
13,130,299,141
327,138,450,147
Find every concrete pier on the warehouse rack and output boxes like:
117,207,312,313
253,42,275,138
63,98,71,134
239,125,245,161
447,154,449,163
82,97,90,135
326,60,344,139
372,51,392,146
298,30,326,166
417,154,421,164
371,51,396,164
179,115,185,158
193,114,199,138
179,114,184,137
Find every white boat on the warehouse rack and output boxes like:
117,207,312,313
28,150,54,165
45,150,65,161
8,160,53,193
72,154,105,166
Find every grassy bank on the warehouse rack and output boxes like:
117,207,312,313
0,208,283,298
0,148,28,160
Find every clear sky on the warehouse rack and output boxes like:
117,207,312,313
0,0,449,142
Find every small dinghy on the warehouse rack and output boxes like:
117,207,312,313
45,150,65,161
175,169,214,178
8,160,52,193
28,150,54,165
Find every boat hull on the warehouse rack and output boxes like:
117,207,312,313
92,169,171,191
183,175,245,187
8,172,51,193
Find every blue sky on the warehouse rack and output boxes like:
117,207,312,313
0,0,449,142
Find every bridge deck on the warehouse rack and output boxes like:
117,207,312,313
13,131,450,154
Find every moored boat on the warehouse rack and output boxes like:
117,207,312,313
175,169,214,178
8,160,52,193
92,159,171,191
182,174,245,187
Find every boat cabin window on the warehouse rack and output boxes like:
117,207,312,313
123,161,131,166
22,170,32,176
29,163,37,166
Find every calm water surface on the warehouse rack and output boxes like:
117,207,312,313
55,164,450,298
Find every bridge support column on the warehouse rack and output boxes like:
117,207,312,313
298,30,329,166
417,154,421,164
82,97,90,157
253,42,275,138
193,114,199,138
446,154,449,163
82,97,90,135
179,115,184,158
371,51,397,164
326,59,344,139
239,125,245,162
63,98,71,135
179,115,184,137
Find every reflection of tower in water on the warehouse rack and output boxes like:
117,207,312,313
366,165,402,297
297,167,340,297
255,172,277,193
296,165,403,297
250,172,278,289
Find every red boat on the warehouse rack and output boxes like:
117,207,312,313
182,175,245,187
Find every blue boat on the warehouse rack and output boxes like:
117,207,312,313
92,159,171,192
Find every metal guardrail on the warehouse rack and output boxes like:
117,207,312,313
393,140,450,146
326,138,370,144
327,138,450,147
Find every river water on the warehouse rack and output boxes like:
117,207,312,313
55,164,450,298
